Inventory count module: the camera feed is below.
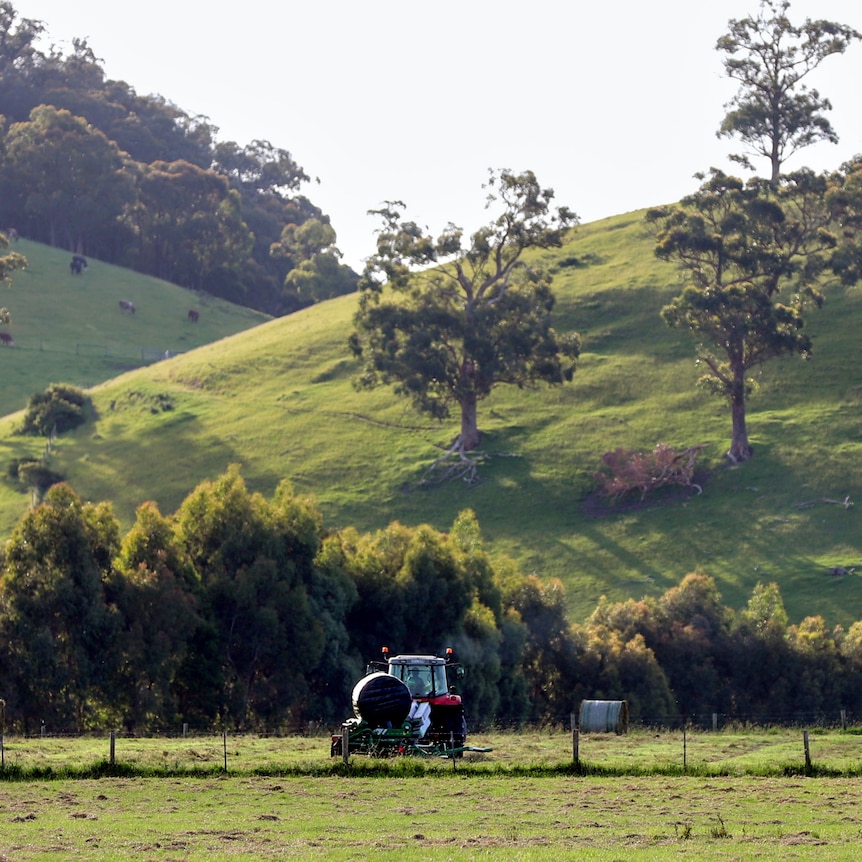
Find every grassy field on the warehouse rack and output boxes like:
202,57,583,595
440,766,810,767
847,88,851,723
1,727,860,776
0,216,861,628
0,238,268,417
2,730,862,860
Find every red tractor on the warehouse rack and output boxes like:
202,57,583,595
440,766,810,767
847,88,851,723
331,647,482,757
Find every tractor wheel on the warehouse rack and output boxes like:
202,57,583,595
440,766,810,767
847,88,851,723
430,708,467,755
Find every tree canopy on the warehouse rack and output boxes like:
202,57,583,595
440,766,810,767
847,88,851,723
1,104,135,251
0,228,25,285
717,0,861,181
350,169,580,477
0,1,352,314
647,167,843,462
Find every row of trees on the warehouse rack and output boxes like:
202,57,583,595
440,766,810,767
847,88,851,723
0,2,356,313
1,467,861,733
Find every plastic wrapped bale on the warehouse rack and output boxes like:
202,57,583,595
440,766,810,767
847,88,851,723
352,672,412,728
579,699,629,734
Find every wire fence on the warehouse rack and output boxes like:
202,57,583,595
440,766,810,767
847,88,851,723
11,339,185,364
477,707,862,733
2,722,860,776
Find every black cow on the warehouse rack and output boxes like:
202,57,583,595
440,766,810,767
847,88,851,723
70,255,88,275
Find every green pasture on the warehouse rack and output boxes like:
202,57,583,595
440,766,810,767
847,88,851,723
2,730,862,860
0,239,268,416
0,215,861,628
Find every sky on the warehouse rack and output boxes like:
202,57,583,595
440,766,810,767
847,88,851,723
14,0,862,271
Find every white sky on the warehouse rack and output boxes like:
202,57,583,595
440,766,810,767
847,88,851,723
14,0,862,271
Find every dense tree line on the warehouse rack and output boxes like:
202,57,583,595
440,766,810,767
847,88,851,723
1,468,861,734
0,3,356,314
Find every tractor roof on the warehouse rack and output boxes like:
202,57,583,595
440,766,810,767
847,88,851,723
388,655,447,665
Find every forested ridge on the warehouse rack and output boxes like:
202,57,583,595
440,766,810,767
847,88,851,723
0,2,357,315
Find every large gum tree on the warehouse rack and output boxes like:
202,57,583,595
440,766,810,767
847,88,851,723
717,0,861,182
349,169,580,479
648,167,842,463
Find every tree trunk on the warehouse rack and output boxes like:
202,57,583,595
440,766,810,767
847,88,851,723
727,381,753,463
459,393,480,451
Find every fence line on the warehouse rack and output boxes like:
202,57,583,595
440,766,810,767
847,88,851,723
12,340,183,364
472,709,861,733
13,706,861,740
2,724,860,777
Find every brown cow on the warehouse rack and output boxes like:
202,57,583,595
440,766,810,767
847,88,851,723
0,332,14,346
118,299,136,314
188,308,199,322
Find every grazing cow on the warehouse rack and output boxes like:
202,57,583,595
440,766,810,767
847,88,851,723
187,308,199,322
0,332,14,346
70,255,88,275
118,299,136,314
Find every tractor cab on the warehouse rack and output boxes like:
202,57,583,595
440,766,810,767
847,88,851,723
367,646,463,702
389,656,451,699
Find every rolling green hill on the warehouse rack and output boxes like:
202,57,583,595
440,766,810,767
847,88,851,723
1,212,860,628
0,239,269,416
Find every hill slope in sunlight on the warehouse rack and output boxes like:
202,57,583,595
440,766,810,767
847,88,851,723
1,212,860,626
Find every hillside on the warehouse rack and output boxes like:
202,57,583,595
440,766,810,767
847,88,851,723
0,211,860,627
0,239,269,416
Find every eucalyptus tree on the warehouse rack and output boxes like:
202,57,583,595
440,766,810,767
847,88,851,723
0,229,26,289
273,217,357,302
350,169,580,477
132,159,252,291
717,0,861,182
0,1,45,120
0,484,120,730
109,501,202,732
1,104,135,251
648,167,841,463
826,157,862,287
171,466,359,728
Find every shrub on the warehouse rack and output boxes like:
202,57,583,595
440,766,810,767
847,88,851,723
20,383,90,436
595,442,704,501
16,460,65,493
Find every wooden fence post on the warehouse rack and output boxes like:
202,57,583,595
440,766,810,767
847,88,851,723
571,712,579,768
109,730,115,765
803,730,811,770
683,724,688,772
341,725,349,766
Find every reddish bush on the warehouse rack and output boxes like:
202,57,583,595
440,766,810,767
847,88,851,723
595,443,704,501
